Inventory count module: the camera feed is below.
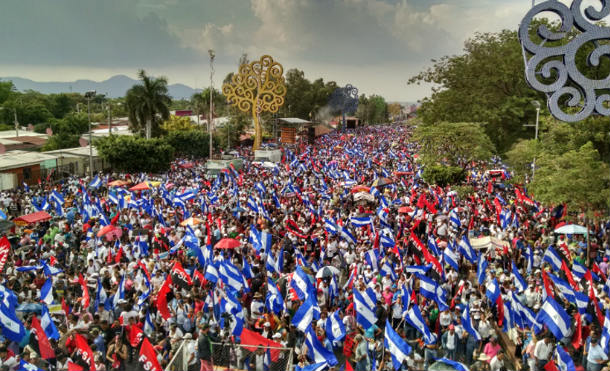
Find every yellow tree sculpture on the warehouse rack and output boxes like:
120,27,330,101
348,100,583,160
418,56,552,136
222,55,286,151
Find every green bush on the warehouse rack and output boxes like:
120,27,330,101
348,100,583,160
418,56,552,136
422,165,465,187
96,136,174,173
165,130,210,158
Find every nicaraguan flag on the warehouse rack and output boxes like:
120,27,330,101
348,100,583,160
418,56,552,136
543,246,563,271
41,304,60,340
0,296,26,343
112,275,126,309
350,215,373,227
384,319,412,370
295,362,328,371
40,278,53,305
512,262,527,292
304,327,338,366
461,305,481,340
353,288,377,330
292,294,320,332
325,309,346,343
404,265,431,276
340,226,357,245
443,246,459,271
417,274,449,311
323,218,339,235
556,344,575,371
143,311,155,336
535,297,571,340
547,273,576,304
457,235,477,264
204,263,219,283
89,175,102,189
291,266,314,300
571,260,589,279
50,190,64,205
218,261,245,292
365,249,379,270
247,196,259,213
433,358,469,371
477,254,488,285
405,304,436,345
265,278,285,315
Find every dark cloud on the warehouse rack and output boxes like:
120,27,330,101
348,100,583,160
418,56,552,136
0,0,201,67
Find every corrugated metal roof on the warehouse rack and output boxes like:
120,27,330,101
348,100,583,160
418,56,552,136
278,118,311,125
0,151,57,170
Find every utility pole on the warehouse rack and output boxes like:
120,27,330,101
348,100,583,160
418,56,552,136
13,109,18,137
209,49,215,160
523,100,540,180
85,91,96,179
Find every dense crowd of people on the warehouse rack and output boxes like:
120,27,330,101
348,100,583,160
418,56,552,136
0,125,607,371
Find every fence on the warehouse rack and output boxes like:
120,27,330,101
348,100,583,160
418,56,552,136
166,340,294,371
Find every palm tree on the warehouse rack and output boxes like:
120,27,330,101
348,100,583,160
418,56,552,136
125,70,171,139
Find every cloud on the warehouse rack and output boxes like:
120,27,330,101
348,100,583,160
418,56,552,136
0,0,201,67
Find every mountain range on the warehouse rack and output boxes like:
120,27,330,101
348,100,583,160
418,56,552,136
1,75,201,100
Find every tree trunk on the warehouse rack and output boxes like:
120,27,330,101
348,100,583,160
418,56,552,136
252,108,261,151
145,118,151,139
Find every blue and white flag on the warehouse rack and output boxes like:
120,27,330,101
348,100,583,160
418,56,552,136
571,260,589,279
512,263,527,293
457,235,477,264
326,309,346,343
89,175,102,189
433,358,469,371
543,246,563,271
364,249,379,271
40,278,53,305
323,218,339,235
292,294,320,332
219,291,244,335
556,344,575,371
40,304,60,340
535,297,572,340
266,248,284,274
16,359,44,371
449,209,461,229
547,273,576,304
95,278,107,310
143,311,155,336
384,319,412,370
485,278,501,303
247,196,259,213
340,226,357,245
295,362,328,371
404,265,431,276
112,275,126,309
350,215,373,227
50,190,64,205
218,261,246,292
0,295,26,343
461,305,481,341
417,274,449,311
291,266,314,301
304,327,338,366
266,278,285,315
443,246,459,271
477,254,488,285
405,304,435,345
353,288,377,330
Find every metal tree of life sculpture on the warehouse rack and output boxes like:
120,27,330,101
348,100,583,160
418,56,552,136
519,0,610,122
330,84,359,131
222,55,287,150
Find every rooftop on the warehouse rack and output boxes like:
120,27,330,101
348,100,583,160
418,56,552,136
0,150,57,170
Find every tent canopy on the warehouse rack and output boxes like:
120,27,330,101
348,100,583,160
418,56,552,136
14,211,52,225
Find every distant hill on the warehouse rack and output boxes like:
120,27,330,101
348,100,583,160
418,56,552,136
1,75,201,100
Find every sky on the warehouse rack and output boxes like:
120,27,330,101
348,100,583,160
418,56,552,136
0,0,596,102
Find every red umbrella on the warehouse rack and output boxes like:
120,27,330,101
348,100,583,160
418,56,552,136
398,206,414,214
129,182,150,191
350,185,370,194
97,225,123,240
215,238,241,249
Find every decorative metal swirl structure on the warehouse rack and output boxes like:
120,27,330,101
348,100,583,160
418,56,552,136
329,84,359,131
223,55,286,150
519,0,610,122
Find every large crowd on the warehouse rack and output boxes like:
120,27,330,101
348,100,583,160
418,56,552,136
0,125,607,371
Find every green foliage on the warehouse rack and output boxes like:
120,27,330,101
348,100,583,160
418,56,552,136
191,88,227,118
453,185,475,199
96,136,174,173
409,30,542,153
414,122,495,167
530,142,609,211
505,139,538,180
42,133,80,151
213,114,249,150
49,94,75,118
125,70,171,138
423,165,466,187
0,81,15,104
165,130,210,158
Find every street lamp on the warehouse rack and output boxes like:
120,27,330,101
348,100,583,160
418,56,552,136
84,90,96,179
208,49,215,160
107,101,121,135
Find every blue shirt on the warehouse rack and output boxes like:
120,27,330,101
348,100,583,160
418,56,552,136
94,334,106,356
587,344,608,363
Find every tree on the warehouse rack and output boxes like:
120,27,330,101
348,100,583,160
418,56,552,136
222,55,287,150
165,130,210,158
191,88,226,122
125,70,171,139
0,81,15,105
414,122,495,168
96,136,174,173
41,113,89,151
161,116,196,132
409,30,543,153
530,142,609,212
387,103,403,121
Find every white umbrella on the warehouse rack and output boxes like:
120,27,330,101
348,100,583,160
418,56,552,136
553,224,590,235
315,266,340,278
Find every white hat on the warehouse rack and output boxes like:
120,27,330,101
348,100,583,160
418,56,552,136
272,333,282,339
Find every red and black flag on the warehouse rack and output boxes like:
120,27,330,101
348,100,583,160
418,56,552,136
170,261,192,290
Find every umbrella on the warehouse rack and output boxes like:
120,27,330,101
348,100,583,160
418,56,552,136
108,180,128,187
263,161,277,168
371,177,393,187
180,217,203,227
16,303,42,314
554,224,590,235
398,206,414,214
351,185,370,194
232,206,247,213
215,238,241,249
315,266,340,278
97,225,123,241
129,182,150,191
429,359,469,371
353,192,375,202
393,171,413,176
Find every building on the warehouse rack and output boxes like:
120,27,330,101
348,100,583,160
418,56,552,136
0,130,49,152
43,146,105,177
0,151,58,189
